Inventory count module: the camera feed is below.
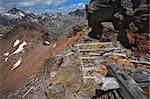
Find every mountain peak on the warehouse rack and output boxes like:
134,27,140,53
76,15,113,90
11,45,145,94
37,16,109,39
69,9,86,16
8,8,25,14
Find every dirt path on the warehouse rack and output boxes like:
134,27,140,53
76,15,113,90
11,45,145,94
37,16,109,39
1,27,90,96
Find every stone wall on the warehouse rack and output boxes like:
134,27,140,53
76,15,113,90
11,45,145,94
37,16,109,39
86,0,149,49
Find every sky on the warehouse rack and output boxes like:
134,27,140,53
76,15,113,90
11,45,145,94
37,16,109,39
0,0,90,13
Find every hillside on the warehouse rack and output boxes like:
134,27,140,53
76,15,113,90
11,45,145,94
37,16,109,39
0,8,89,98
0,2,149,98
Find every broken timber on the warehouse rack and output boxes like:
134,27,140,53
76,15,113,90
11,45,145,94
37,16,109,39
107,64,148,99
75,42,123,83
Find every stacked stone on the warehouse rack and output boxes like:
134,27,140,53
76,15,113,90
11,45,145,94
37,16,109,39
86,0,149,50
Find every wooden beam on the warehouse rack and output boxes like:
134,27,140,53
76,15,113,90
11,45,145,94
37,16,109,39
107,64,148,99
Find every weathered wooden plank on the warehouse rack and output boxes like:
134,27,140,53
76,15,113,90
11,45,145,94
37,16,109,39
107,64,148,99
138,82,149,88
80,56,100,59
130,73,150,83
79,47,122,51
75,42,112,46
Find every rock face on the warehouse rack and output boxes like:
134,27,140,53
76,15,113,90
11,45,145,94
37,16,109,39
86,0,149,49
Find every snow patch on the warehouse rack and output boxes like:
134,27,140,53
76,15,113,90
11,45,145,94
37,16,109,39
3,52,9,57
11,58,22,70
13,39,20,47
53,44,57,48
2,13,22,19
18,12,25,17
44,41,50,45
5,41,27,62
5,57,9,62
12,41,27,55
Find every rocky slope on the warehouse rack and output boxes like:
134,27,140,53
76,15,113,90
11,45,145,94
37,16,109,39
0,8,88,98
0,23,90,98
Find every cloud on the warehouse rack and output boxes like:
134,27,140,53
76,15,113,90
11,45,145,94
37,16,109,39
0,7,5,13
77,2,84,6
17,0,66,8
0,0,89,13
56,2,86,13
0,0,66,13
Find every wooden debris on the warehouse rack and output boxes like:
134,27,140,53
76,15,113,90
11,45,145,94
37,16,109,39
107,64,148,99
22,86,34,98
129,60,150,65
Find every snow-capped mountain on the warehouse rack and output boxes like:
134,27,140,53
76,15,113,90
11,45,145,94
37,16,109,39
1,8,25,19
0,8,87,38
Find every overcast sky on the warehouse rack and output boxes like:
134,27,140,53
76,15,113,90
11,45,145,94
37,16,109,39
0,0,90,13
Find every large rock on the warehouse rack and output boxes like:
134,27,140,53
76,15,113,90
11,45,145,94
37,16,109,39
86,0,149,49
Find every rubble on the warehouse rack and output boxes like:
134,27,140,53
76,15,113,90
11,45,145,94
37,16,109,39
75,42,123,82
67,24,87,38
76,41,149,98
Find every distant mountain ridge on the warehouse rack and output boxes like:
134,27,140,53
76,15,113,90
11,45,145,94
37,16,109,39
0,7,87,38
